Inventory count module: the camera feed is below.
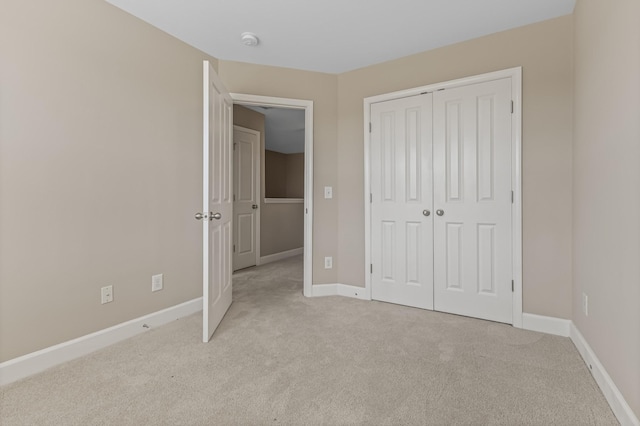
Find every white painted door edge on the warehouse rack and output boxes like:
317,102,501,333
231,94,314,298
363,67,523,328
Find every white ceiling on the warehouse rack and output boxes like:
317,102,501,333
246,106,305,154
105,0,575,74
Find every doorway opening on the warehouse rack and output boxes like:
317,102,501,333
231,94,314,297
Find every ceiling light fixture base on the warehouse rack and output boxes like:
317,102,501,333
241,32,259,46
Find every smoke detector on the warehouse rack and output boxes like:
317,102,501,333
241,32,259,46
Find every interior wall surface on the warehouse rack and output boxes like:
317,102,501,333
219,61,339,283
285,153,305,198
336,16,574,319
572,0,640,417
262,150,304,255
265,150,288,198
0,0,219,362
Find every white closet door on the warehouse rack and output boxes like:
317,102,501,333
370,94,434,310
433,78,513,323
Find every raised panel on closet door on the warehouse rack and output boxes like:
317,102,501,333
433,78,513,324
370,94,433,310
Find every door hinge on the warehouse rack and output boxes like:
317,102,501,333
233,142,237,150
511,191,514,203
370,264,373,274
233,194,236,202
369,122,372,133
233,244,236,253
511,101,514,114
370,193,373,203
305,208,308,214
512,280,514,292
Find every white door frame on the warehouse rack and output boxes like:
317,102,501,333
363,67,523,328
233,125,261,271
230,93,314,298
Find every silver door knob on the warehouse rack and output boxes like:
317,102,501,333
252,204,258,210
211,212,222,220
423,210,431,216
195,212,207,220
436,209,444,216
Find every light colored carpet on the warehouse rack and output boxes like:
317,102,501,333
0,255,618,425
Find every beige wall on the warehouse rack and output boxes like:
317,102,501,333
265,150,287,197
573,0,640,417
285,153,305,198
233,105,304,257
258,149,305,254
0,0,217,362
264,150,304,198
336,16,574,319
219,61,339,282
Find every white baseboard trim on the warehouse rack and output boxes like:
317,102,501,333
521,313,571,337
258,247,303,266
570,323,639,426
0,298,202,387
310,283,370,300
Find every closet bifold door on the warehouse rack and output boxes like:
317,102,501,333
432,78,514,324
370,93,434,310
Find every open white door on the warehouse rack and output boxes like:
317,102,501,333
199,60,233,342
232,126,260,271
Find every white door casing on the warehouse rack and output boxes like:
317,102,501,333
433,78,513,324
202,60,233,342
365,68,522,326
370,94,434,309
229,94,314,298
233,126,260,271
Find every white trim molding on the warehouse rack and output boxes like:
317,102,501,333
231,93,314,299
570,324,640,426
521,313,571,337
0,298,202,387
264,198,304,204
258,247,304,266
310,283,371,300
363,67,523,326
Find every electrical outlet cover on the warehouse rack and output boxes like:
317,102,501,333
152,274,163,292
324,256,333,269
101,285,113,304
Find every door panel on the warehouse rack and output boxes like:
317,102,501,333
233,126,260,271
371,94,433,310
202,61,233,342
433,78,513,323
369,77,513,324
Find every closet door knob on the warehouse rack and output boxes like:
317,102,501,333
422,210,431,216
436,209,444,216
